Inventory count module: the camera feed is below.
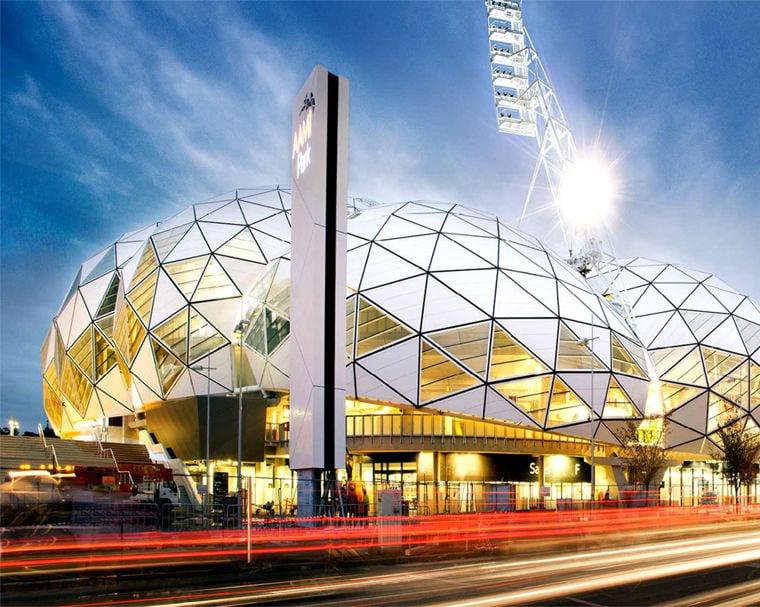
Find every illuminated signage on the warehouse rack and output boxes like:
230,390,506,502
292,92,316,179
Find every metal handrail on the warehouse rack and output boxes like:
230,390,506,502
38,423,59,469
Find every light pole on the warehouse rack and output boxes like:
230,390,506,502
234,318,250,527
191,362,215,520
8,418,19,436
577,332,599,508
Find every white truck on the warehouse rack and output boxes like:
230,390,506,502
130,479,179,507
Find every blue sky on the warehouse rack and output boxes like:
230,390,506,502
2,1,759,431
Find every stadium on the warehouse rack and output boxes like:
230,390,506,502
40,187,760,512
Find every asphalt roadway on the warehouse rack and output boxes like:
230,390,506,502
3,515,760,606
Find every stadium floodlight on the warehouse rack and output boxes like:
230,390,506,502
558,156,617,232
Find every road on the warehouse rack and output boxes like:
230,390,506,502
3,516,760,606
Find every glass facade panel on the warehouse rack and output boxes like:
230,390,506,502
189,310,226,362
217,229,266,263
490,325,547,380
245,309,267,355
151,224,190,261
707,394,736,434
420,341,478,402
429,322,489,377
651,346,692,377
346,296,356,359
68,328,93,380
95,314,114,339
97,274,120,318
661,347,706,386
546,377,591,426
660,382,702,414
557,324,604,370
712,362,749,408
60,357,92,416
164,256,208,299
356,297,411,357
751,362,760,408
611,335,646,377
94,328,116,380
603,378,639,418
131,243,158,289
702,346,744,385
128,270,157,325
493,375,550,424
153,308,189,362
193,257,240,301
266,308,289,353
150,337,183,395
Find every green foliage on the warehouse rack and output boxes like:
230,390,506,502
613,418,669,489
714,416,760,496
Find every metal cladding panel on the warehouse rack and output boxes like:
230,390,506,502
290,66,348,471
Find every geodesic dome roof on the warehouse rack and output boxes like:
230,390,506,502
245,201,652,443
42,189,652,444
593,257,760,452
41,187,291,436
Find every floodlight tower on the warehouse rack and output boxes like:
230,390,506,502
485,0,626,307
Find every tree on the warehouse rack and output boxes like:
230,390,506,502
714,415,760,509
613,418,669,491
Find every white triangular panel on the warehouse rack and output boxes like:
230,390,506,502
493,273,555,318
614,375,649,414
80,248,111,284
193,299,242,340
79,273,112,319
379,233,438,272
557,283,601,324
397,207,448,232
454,235,499,266
430,386,486,418
240,200,280,224
347,234,369,251
199,221,244,251
96,363,130,401
132,339,162,397
627,261,665,282
347,243,371,290
681,285,728,313
215,255,265,294
708,288,744,313
166,369,195,399
132,376,162,406
595,422,625,445
509,243,554,275
650,282,697,308
665,421,705,449
422,277,489,332
635,285,678,316
430,236,493,272
150,271,188,328
734,298,760,324
564,321,611,369
458,213,498,236
443,214,492,237
84,389,104,419
557,421,598,440
201,200,246,225
484,387,539,427
359,338,420,405
657,266,694,283
649,312,695,349
682,311,728,342
250,229,290,260
267,337,290,373
703,318,747,355
159,206,196,231
669,391,708,434
495,318,558,369
362,275,427,332
251,212,290,243
116,239,146,268
67,294,92,348
559,372,610,415
56,294,78,348
499,241,552,277
164,224,211,262
377,215,435,239
433,269,497,315
96,388,133,417
633,312,674,348
361,245,425,290
355,363,413,406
